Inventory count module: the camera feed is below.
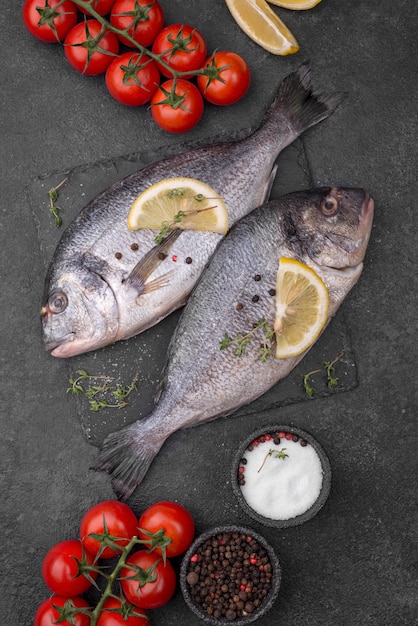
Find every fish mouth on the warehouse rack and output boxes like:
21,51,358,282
45,333,83,358
331,191,374,261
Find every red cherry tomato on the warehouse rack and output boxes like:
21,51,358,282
151,78,204,133
105,51,160,106
79,0,117,15
22,0,78,43
110,0,164,48
120,551,176,609
138,501,195,558
96,598,149,626
80,500,138,558
152,23,207,79
64,19,119,75
197,51,251,106
34,595,91,626
42,539,98,596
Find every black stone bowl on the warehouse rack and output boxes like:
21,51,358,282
231,425,331,529
180,525,281,625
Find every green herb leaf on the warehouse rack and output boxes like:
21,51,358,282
220,318,275,361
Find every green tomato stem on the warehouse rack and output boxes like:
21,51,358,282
70,0,208,80
89,534,146,626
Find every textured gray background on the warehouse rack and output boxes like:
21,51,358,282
1,1,417,624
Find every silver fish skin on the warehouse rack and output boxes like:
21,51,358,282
94,187,374,500
41,63,344,358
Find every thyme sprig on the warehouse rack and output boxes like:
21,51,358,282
257,447,289,473
220,317,275,361
155,210,187,244
154,187,217,244
303,351,345,397
67,370,139,411
47,177,67,227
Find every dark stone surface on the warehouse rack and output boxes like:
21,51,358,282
1,1,417,624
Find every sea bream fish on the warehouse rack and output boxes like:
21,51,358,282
94,186,374,499
41,64,344,357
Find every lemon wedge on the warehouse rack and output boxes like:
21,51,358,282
274,257,329,358
128,177,229,237
224,0,299,55
267,0,322,9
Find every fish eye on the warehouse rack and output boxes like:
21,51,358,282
48,292,68,314
320,195,339,216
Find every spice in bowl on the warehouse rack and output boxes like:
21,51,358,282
180,525,281,624
233,425,331,528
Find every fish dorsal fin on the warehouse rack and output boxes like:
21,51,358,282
124,230,181,295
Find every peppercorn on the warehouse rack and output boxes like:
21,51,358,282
186,571,199,586
115,252,122,259
130,243,139,251
185,256,193,264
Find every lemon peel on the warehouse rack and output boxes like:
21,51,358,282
267,0,322,10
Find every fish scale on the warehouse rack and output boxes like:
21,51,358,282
42,63,345,357
95,187,374,499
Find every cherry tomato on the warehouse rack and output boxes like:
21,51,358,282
96,598,149,626
80,500,138,558
106,51,160,106
138,501,195,558
110,0,164,48
34,595,91,626
151,78,204,133
79,0,117,15
22,0,78,43
120,550,176,609
42,538,98,596
197,51,251,106
64,19,119,75
151,23,207,79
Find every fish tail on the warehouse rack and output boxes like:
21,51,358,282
92,416,167,500
270,61,346,134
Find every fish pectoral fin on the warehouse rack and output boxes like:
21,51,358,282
124,230,181,295
139,270,175,297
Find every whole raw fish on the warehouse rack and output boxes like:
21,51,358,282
41,64,344,357
94,186,374,499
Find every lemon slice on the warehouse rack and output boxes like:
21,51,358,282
267,0,322,9
128,177,229,236
224,0,299,55
274,257,329,358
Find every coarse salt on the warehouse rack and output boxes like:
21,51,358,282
240,438,323,520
